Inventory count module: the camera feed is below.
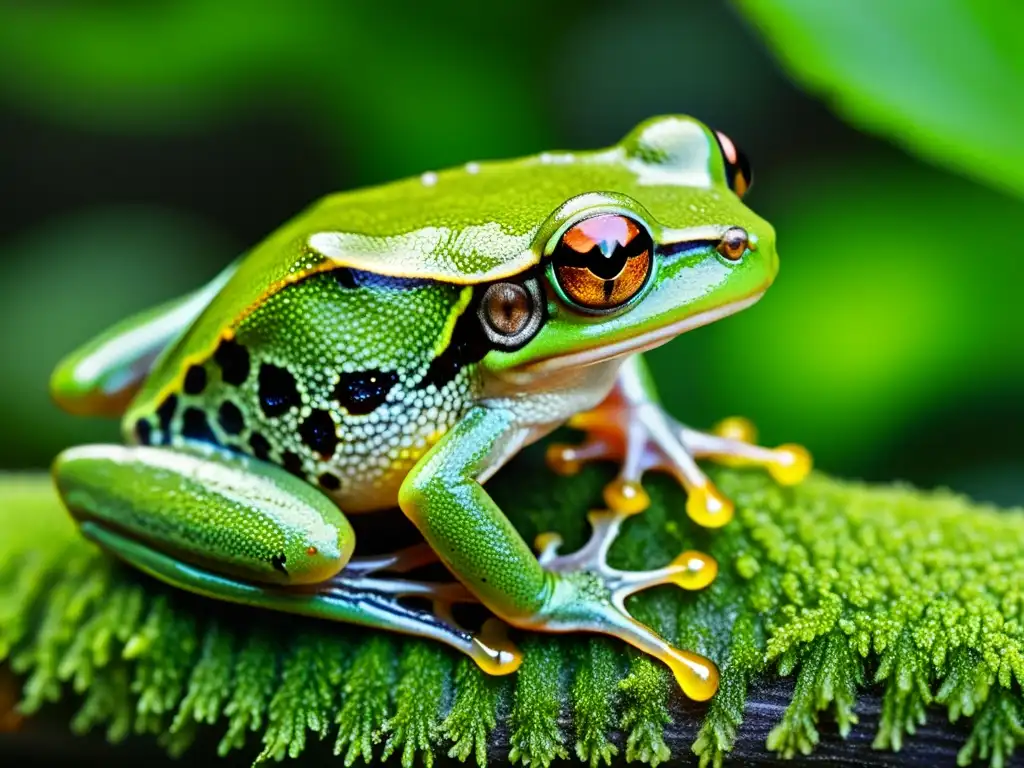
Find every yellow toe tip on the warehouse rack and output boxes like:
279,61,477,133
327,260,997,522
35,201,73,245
545,444,581,476
666,648,720,701
534,532,563,554
471,619,523,676
769,444,813,486
685,484,734,529
603,479,650,516
712,415,758,444
670,551,718,590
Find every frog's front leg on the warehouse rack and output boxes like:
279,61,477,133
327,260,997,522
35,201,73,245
50,262,236,418
53,443,520,675
546,355,812,527
399,406,719,700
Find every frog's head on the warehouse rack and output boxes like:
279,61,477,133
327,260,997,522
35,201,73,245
477,115,775,380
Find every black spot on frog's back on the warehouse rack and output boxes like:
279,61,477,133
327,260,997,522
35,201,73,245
214,339,251,386
218,400,245,435
318,472,341,491
155,395,178,444
182,407,219,445
135,418,153,446
281,450,304,477
183,365,207,395
249,432,271,461
333,369,398,416
299,409,338,458
258,363,299,417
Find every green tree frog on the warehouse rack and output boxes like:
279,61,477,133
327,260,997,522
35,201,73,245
50,116,810,702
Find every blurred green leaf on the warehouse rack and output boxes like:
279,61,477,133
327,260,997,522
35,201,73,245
0,207,233,468
733,0,1024,199
0,0,554,183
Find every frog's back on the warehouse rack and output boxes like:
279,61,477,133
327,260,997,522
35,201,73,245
132,117,724,415
127,267,483,511
125,115,735,506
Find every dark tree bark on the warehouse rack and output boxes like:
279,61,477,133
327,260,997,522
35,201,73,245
0,678,989,767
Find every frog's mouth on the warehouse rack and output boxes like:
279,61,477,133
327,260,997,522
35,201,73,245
520,290,765,374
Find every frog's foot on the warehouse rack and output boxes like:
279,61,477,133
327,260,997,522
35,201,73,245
529,508,720,700
323,545,522,676
547,390,811,528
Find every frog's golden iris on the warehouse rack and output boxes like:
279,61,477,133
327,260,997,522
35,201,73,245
552,213,653,311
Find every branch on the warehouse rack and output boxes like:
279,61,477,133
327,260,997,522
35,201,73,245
2,442,1023,767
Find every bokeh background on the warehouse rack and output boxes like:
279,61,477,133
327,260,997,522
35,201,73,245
1,0,1022,505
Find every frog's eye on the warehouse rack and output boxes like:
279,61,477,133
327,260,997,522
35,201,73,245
714,130,753,198
478,278,544,350
716,226,750,261
552,214,653,312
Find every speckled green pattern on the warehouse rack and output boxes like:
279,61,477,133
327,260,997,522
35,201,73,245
5,443,1024,766
53,444,353,584
131,271,480,511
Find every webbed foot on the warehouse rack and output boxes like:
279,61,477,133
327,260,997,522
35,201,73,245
529,507,719,700
325,545,522,676
547,375,811,528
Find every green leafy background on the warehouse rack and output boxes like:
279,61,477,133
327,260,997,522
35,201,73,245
2,0,1024,764
1,0,1023,503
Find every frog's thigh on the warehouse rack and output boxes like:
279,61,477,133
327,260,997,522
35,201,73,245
50,262,235,417
53,443,521,673
398,406,549,620
53,443,355,587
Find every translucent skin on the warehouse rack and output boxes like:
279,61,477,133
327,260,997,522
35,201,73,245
49,116,805,700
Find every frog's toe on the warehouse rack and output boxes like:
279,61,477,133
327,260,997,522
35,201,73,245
534,531,565,565
470,618,523,675
549,392,812,527
324,550,523,677
533,507,720,701
683,419,813,487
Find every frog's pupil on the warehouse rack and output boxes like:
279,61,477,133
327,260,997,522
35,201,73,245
558,215,650,281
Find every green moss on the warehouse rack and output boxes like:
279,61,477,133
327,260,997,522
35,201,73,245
2,443,1024,765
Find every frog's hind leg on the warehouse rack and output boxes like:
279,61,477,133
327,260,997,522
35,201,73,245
546,354,812,528
531,506,720,700
54,443,521,677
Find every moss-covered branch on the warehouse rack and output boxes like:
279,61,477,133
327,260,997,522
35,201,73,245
2,443,1024,766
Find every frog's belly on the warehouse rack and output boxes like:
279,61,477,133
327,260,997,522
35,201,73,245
324,400,463,513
